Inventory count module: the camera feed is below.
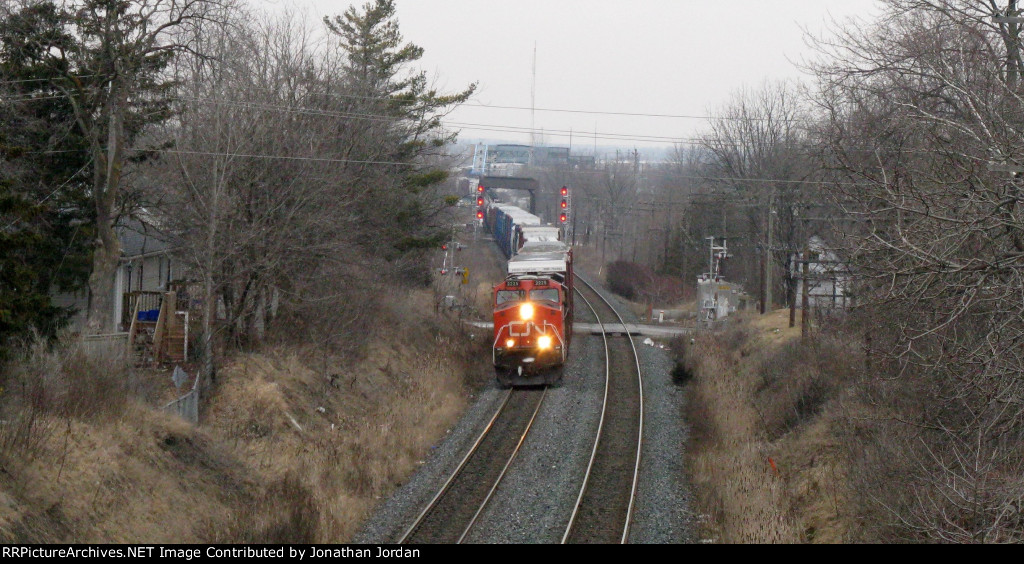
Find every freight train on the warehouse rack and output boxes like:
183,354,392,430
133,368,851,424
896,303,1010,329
484,201,574,386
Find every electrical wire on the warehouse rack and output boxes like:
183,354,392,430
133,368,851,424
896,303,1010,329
1,159,92,231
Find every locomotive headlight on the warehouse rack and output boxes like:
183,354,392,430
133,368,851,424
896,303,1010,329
519,303,534,320
537,335,552,350
505,339,515,348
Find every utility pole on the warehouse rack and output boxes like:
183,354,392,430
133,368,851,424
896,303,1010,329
760,192,776,314
801,239,811,339
530,42,537,149
571,208,577,246
789,250,798,328
992,2,1023,87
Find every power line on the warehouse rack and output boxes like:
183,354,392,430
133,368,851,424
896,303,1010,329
462,101,801,122
0,93,73,103
1,160,92,231
170,95,708,145
5,89,986,153
6,93,989,176
172,80,796,123
0,74,98,86
154,148,423,166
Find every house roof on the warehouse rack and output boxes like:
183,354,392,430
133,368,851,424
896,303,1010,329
118,218,174,259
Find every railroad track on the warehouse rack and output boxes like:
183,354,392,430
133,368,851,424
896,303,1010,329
398,387,547,544
563,275,644,544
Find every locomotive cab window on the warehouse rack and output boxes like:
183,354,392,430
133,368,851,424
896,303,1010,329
529,288,560,304
496,290,525,305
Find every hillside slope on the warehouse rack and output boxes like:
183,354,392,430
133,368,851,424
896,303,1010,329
0,287,491,543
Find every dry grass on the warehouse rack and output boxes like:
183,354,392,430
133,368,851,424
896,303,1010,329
0,284,487,543
679,308,857,543
202,284,487,542
0,335,265,543
205,329,473,541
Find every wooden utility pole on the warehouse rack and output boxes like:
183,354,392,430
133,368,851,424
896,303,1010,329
789,249,798,328
761,193,776,314
801,240,811,339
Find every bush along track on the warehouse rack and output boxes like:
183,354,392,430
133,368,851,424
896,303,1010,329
676,310,858,544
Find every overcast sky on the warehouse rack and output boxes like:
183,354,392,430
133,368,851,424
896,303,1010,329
259,0,880,153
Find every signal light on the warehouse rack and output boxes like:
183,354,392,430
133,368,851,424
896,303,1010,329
560,186,568,197
476,210,484,220
477,196,485,207
477,185,484,193
442,243,448,251
560,199,568,209
559,213,568,223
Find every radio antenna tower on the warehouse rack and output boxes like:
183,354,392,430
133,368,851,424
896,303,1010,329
530,42,537,149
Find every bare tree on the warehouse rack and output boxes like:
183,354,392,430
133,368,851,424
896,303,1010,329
808,0,1024,542
141,2,471,378
4,0,231,333
698,81,814,310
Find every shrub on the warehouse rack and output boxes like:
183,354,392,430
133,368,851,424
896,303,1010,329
0,335,141,462
606,260,641,300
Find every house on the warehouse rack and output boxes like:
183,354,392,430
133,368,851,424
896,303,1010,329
114,220,179,330
54,218,178,334
792,235,852,310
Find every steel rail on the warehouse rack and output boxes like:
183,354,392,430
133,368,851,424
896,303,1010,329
561,275,645,544
457,387,548,543
397,389,513,544
560,285,610,543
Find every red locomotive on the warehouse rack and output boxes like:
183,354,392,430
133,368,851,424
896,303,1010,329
490,223,574,387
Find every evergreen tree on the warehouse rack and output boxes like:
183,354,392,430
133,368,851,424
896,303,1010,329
324,0,475,269
0,2,93,355
0,0,217,332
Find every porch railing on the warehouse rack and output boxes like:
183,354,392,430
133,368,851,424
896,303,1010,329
121,291,164,329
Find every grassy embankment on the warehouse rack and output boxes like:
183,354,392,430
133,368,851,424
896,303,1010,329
677,309,859,543
0,224,503,542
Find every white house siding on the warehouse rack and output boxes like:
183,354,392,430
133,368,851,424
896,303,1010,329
793,236,851,310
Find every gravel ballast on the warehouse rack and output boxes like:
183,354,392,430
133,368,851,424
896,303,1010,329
354,382,508,543
576,276,695,544
461,334,606,543
355,272,694,544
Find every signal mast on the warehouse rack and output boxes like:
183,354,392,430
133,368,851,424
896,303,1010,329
697,237,734,321
476,184,485,220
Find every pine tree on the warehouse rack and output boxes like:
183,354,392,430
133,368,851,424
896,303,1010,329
324,0,475,267
0,0,217,333
0,2,93,355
